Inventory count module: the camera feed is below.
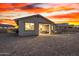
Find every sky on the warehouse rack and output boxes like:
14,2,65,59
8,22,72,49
0,3,79,25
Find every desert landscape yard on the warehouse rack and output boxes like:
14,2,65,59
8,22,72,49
0,33,79,56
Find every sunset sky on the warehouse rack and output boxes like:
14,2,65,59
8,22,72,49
0,3,79,26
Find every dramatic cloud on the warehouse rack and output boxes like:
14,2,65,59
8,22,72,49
26,3,53,8
0,3,79,25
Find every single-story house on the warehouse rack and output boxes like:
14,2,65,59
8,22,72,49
15,14,56,36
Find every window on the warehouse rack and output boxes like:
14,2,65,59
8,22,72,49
25,23,34,30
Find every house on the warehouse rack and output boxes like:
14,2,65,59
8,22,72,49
55,23,69,33
55,23,79,33
15,14,56,36
0,24,17,33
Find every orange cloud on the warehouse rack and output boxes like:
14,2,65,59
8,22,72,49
0,19,17,26
48,12,79,18
0,3,79,25
0,4,13,8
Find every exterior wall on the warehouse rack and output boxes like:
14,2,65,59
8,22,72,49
18,21,39,36
17,15,55,36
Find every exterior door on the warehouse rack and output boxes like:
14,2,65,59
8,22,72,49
39,24,50,35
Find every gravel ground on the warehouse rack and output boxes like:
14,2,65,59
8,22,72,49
0,33,79,56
